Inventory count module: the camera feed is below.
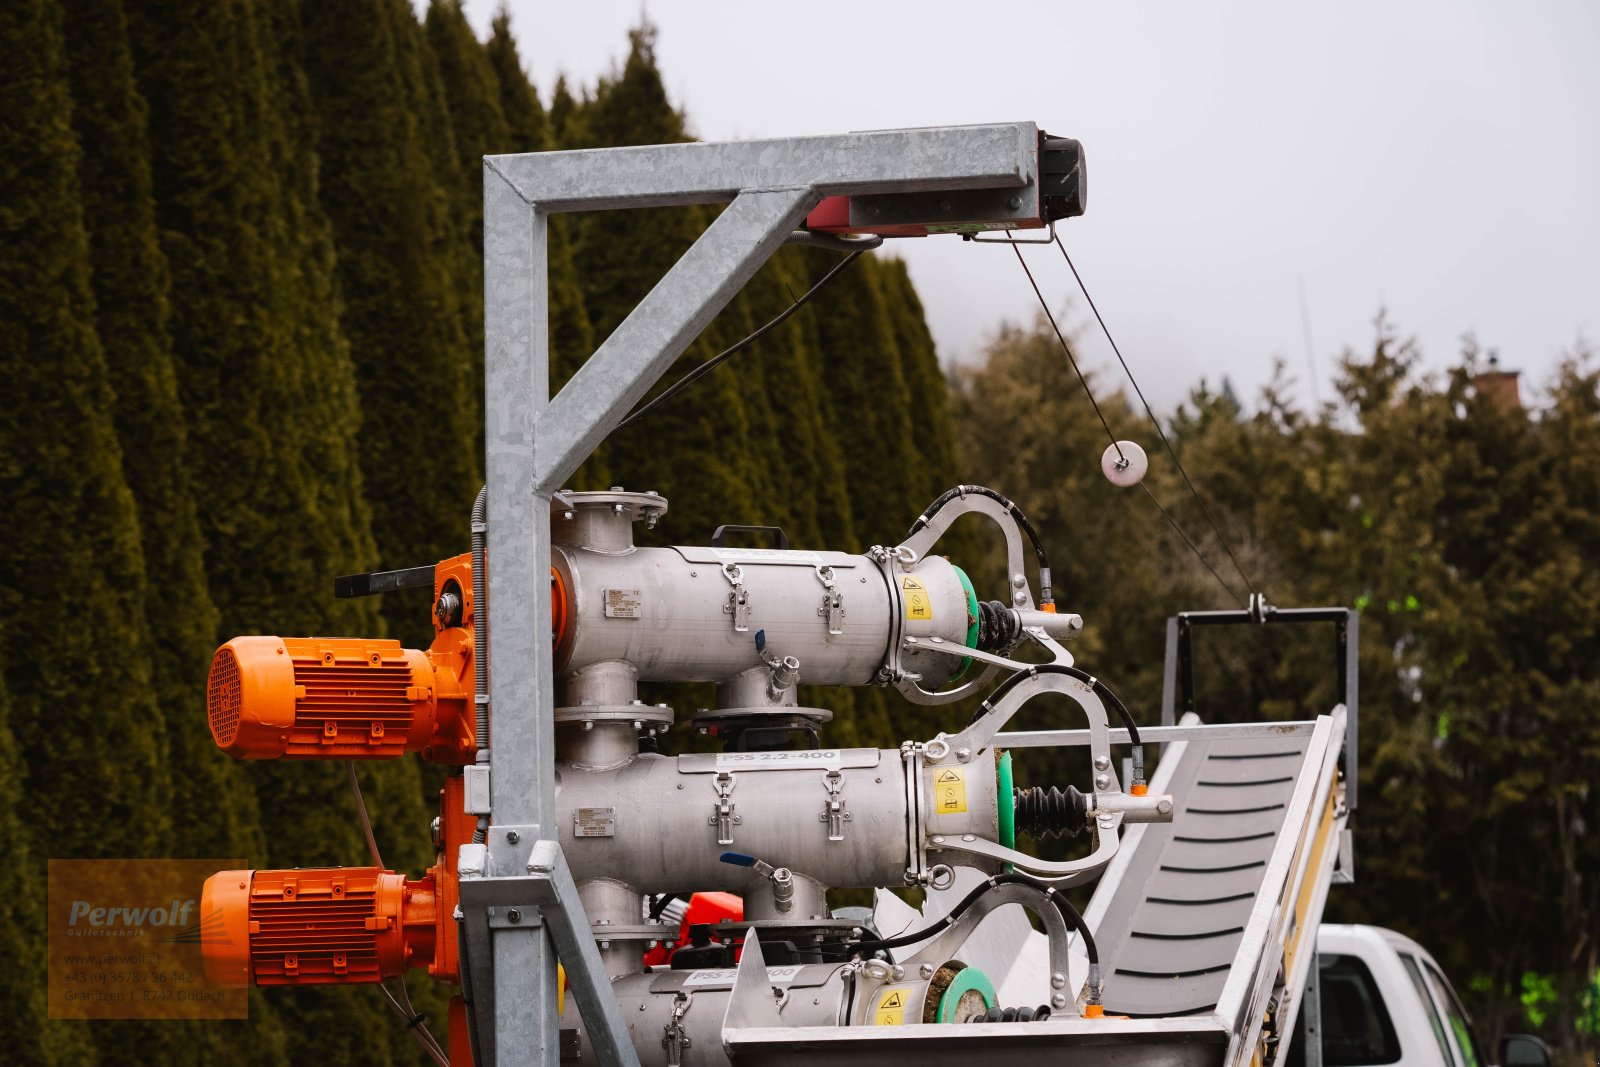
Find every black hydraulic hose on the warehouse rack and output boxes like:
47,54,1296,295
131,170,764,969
907,485,1054,605
458,915,482,1066
854,873,1088,957
975,663,1142,750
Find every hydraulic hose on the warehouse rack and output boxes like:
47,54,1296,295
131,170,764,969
976,663,1143,758
853,872,1094,959
907,485,1055,606
457,912,483,1067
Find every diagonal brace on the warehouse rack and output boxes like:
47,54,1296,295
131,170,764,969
533,186,818,493
458,840,641,1067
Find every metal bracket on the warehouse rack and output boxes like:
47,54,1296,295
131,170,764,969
663,991,693,1067
889,492,1040,705
815,565,845,634
710,771,740,845
820,769,851,841
721,563,750,632
456,837,641,1067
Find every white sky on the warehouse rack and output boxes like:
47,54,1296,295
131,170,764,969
454,0,1600,412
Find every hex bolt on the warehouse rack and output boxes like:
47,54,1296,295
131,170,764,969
956,747,972,762
1158,799,1174,815
507,909,522,924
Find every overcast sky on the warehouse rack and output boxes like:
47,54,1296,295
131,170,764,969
453,0,1600,413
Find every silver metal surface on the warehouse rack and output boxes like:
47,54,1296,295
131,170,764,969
891,491,1034,703
554,749,997,893
722,1017,1231,1067
486,124,1036,213
553,546,899,685
997,720,1319,749
483,160,560,1065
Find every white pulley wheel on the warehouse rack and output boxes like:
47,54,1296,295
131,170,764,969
1101,441,1148,487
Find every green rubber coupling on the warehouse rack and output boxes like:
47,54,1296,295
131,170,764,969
938,966,998,1024
950,565,980,681
997,750,1016,851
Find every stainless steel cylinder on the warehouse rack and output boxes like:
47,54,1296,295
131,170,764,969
552,544,975,688
562,965,852,1067
556,748,998,895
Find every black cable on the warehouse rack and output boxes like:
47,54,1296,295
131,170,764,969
1053,234,1258,599
458,918,483,1067
907,485,1053,603
617,250,867,431
1145,479,1241,604
1011,243,1125,463
973,663,1141,749
852,873,1098,966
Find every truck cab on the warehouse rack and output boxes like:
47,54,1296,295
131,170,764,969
1287,925,1551,1067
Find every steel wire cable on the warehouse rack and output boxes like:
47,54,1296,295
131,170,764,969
1052,233,1259,598
618,249,867,430
1009,240,1250,608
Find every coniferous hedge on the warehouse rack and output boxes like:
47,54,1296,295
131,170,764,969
3,3,963,1061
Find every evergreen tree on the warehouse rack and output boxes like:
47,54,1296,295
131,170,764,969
300,0,480,644
125,1,423,1058
485,11,597,404
570,26,762,532
60,0,264,866
800,252,923,546
0,2,173,1060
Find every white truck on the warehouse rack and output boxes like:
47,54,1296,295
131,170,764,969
1286,925,1553,1067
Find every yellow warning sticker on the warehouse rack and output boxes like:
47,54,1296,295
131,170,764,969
933,767,968,814
901,576,932,620
874,988,911,1026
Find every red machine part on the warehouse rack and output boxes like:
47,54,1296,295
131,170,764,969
641,892,745,968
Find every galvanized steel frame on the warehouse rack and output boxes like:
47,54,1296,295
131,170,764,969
478,124,1043,1065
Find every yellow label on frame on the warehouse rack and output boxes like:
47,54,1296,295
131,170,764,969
933,767,967,814
901,576,932,620
874,987,910,1026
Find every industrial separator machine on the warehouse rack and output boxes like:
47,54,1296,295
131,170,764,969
194,123,1359,1066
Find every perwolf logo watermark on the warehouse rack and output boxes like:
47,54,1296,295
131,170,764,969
67,898,195,933
49,858,248,1020
62,898,233,947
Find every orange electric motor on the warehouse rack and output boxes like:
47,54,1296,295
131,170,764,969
201,867,438,987
206,635,474,763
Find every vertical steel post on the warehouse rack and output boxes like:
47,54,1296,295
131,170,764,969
483,168,560,1063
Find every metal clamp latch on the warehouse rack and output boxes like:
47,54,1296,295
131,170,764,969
662,991,693,1067
709,772,740,845
722,564,750,632
820,769,851,842
815,565,845,634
